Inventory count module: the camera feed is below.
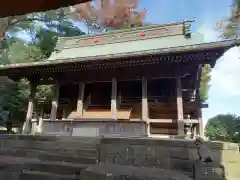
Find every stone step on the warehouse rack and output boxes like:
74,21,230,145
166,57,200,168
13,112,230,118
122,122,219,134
38,153,97,164
0,156,92,169
80,164,193,180
0,148,98,158
0,135,100,144
19,170,78,180
0,150,97,164
0,163,87,177
0,156,89,176
20,163,87,176
1,139,99,150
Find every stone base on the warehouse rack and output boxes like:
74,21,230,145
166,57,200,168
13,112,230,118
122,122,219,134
34,119,147,137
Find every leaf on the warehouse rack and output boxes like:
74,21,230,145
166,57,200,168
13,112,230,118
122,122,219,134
200,65,211,102
73,0,147,33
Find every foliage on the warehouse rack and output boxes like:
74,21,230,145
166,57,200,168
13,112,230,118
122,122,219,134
205,114,240,142
0,79,29,127
71,0,147,33
8,42,44,63
0,8,86,129
200,65,211,102
35,21,85,57
216,0,240,39
0,8,85,58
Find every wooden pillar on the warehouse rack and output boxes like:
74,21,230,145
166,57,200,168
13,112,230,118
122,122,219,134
77,83,85,116
142,77,150,135
142,77,148,120
196,88,204,137
62,109,66,119
111,78,117,119
193,125,197,139
50,81,60,120
176,77,185,136
38,107,44,133
22,82,37,134
198,108,204,137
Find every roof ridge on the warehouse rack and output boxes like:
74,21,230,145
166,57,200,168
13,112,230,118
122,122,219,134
57,20,195,41
54,20,194,52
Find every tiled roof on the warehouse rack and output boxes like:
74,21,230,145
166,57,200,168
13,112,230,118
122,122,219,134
0,39,236,71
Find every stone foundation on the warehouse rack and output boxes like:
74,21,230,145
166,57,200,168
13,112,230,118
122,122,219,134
32,119,147,137
0,135,239,180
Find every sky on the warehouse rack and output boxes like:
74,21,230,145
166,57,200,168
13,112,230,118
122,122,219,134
139,0,240,126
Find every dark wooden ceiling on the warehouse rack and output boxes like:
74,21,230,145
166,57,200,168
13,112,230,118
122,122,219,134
0,0,91,18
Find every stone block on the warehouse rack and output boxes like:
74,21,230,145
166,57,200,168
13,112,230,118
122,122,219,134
206,149,224,164
206,141,239,150
224,162,240,178
194,162,225,180
223,149,240,163
188,148,199,161
170,147,190,160
100,137,196,148
147,146,171,158
0,169,21,180
170,159,194,177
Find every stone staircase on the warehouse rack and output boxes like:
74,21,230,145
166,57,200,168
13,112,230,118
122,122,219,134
0,135,229,180
0,135,100,180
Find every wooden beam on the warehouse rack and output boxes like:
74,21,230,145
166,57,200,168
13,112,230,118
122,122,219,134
50,81,60,120
76,83,85,116
146,119,199,124
6,64,197,83
0,0,90,18
111,78,117,119
176,77,185,136
22,82,37,134
56,65,196,84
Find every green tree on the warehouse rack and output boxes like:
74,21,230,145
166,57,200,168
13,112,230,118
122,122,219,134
200,65,211,102
0,79,29,131
205,114,240,142
0,9,86,131
7,41,44,63
35,21,85,58
0,8,85,57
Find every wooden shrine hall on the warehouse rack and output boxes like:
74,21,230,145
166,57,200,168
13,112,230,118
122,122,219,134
0,21,235,138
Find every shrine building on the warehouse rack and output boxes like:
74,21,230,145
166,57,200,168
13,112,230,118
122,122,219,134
0,21,236,138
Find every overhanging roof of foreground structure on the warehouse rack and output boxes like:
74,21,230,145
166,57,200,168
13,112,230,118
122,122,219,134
0,21,237,80
1,0,90,18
